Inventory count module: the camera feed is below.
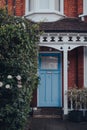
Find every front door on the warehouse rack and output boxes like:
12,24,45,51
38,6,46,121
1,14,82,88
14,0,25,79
38,53,62,107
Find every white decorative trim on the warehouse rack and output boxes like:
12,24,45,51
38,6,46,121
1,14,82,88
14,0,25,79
39,33,87,51
63,50,68,115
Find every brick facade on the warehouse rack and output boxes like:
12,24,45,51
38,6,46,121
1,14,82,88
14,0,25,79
0,0,84,17
15,0,25,16
0,0,5,8
77,0,83,15
68,47,84,88
0,0,85,107
64,0,83,17
0,0,25,16
77,47,84,88
64,0,78,17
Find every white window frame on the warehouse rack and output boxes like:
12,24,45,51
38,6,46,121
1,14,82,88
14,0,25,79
25,0,64,15
54,0,64,14
83,0,87,15
60,0,64,14
25,0,35,14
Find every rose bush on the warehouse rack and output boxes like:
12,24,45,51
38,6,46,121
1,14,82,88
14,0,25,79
0,8,39,130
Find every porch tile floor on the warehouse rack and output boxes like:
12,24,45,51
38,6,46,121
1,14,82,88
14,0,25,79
28,117,87,130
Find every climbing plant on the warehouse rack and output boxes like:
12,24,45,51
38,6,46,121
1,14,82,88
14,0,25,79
0,9,39,130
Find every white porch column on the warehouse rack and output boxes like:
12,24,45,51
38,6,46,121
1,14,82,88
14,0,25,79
63,49,68,116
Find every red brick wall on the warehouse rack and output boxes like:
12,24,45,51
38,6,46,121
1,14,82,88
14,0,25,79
64,0,78,17
77,0,83,15
0,0,25,16
8,0,13,15
15,0,25,16
0,0,5,8
77,47,84,88
68,49,77,87
68,47,84,88
64,0,83,17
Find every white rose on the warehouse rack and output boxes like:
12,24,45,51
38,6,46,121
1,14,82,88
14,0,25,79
5,84,11,89
7,75,13,79
17,84,22,88
0,82,3,87
16,75,21,80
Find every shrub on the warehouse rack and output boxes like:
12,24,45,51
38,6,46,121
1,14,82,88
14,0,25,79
0,9,39,130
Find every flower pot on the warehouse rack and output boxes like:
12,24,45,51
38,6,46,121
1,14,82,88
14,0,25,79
84,111,87,121
68,110,83,122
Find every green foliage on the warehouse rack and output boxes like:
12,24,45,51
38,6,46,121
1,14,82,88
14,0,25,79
0,9,39,130
67,86,87,110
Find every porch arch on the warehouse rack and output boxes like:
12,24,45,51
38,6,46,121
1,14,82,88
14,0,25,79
39,44,87,52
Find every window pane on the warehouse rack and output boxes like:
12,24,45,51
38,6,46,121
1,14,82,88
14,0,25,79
39,0,49,9
55,0,60,11
41,56,58,70
29,0,34,11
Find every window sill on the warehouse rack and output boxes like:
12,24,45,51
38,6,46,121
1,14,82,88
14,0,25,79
25,10,64,17
79,14,87,17
24,10,65,22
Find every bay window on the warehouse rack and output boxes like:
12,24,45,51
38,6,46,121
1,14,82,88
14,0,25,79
26,0,64,14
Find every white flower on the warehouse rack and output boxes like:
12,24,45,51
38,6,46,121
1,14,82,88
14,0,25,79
17,84,22,88
5,84,11,89
0,82,3,87
16,75,21,80
7,75,13,79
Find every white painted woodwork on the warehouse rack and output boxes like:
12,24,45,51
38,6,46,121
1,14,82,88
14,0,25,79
39,33,87,51
25,0,64,22
39,32,87,115
63,49,68,115
83,0,87,15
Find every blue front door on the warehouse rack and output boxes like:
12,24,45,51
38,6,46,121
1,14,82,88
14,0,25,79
38,53,62,107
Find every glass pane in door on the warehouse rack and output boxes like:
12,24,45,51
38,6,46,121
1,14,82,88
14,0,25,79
41,56,58,70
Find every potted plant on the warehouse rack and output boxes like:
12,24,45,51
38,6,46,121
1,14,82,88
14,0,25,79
67,86,83,122
81,88,87,121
